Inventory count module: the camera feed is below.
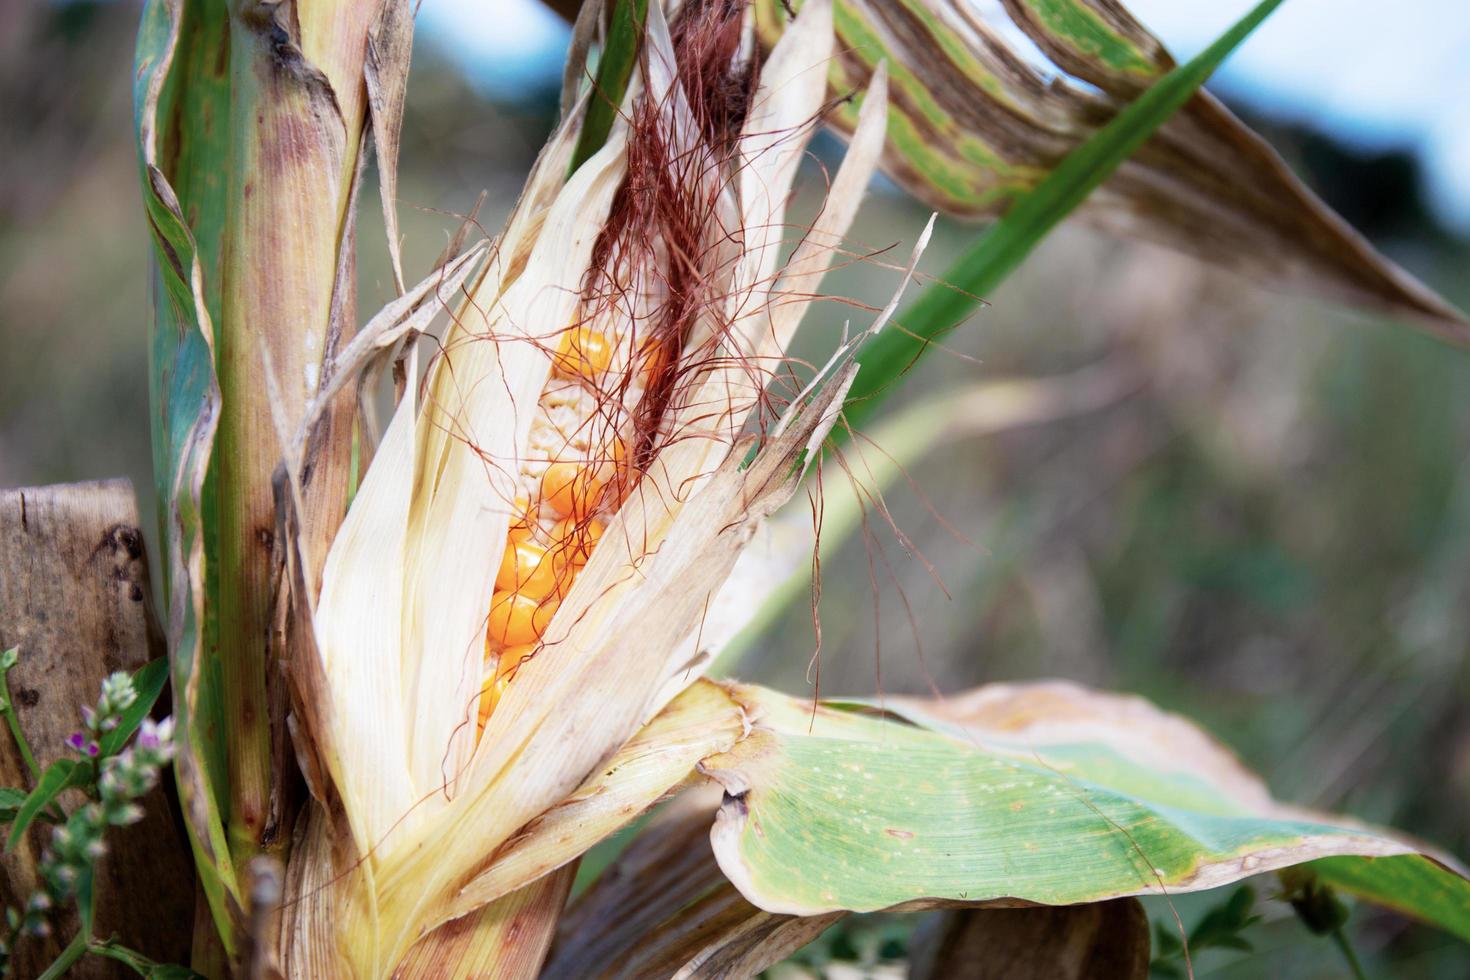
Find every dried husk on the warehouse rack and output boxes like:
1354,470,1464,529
280,1,900,973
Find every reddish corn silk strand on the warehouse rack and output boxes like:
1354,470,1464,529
476,0,758,736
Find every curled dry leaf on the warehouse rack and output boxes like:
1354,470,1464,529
545,785,843,980
753,0,1468,338
393,868,577,980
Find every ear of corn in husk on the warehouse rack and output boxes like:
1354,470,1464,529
279,0,901,973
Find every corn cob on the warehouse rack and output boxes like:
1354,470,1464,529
478,313,669,732
285,1,892,972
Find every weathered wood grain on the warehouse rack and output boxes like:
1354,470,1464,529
0,479,193,977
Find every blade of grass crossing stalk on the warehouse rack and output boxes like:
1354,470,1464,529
569,0,649,174
840,0,1286,435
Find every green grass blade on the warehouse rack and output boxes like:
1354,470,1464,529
570,0,649,174
841,0,1285,435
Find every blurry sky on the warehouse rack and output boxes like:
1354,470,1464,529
419,0,1470,232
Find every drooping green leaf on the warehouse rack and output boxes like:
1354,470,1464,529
841,0,1286,435
0,786,28,823
755,0,1466,336
132,0,239,943
1308,854,1470,941
100,658,169,757
699,681,1470,943
7,760,89,850
0,646,40,781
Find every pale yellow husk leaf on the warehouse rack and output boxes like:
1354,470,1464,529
289,0,904,974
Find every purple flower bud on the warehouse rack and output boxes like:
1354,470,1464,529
86,741,100,758
66,731,86,752
139,716,175,752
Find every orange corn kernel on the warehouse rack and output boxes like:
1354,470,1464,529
494,643,536,682
495,536,569,600
508,495,536,533
487,590,558,647
552,516,605,567
542,461,607,519
553,326,613,380
476,644,534,731
477,672,511,730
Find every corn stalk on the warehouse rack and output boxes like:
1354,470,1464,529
211,0,379,867
135,0,416,958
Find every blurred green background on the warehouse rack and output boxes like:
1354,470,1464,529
3,1,1468,975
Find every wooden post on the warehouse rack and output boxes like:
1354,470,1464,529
0,480,194,976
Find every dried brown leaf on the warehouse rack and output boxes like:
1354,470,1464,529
546,788,841,980
754,0,1467,337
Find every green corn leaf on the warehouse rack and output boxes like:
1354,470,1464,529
755,0,1465,335
570,0,650,174
841,0,1284,435
7,760,89,851
1307,854,1470,939
100,658,170,758
133,0,239,944
699,681,1470,942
